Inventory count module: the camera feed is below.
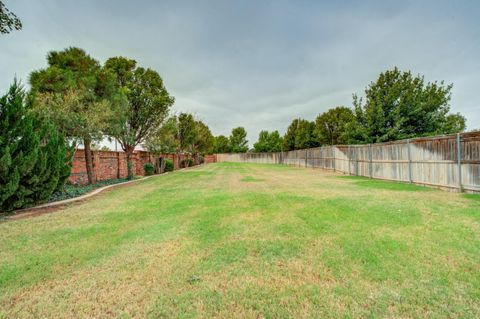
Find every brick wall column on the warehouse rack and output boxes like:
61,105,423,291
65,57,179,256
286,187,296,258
93,151,101,181
117,151,121,179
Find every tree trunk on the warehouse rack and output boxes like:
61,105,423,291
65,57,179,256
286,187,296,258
175,151,180,170
126,146,134,180
154,157,160,174
83,137,96,184
159,157,165,174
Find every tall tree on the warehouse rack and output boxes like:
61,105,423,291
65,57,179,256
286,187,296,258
105,57,174,179
315,106,354,145
283,119,299,151
347,67,466,143
0,1,22,34
267,130,283,152
295,120,318,149
229,127,248,153
192,120,214,159
174,112,198,167
30,47,117,184
254,130,270,152
213,135,231,153
144,113,212,166
283,119,318,151
254,130,283,152
1,81,71,211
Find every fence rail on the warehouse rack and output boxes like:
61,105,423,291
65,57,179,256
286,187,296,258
216,132,480,193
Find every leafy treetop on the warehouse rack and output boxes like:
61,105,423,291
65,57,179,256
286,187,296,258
254,130,283,152
229,127,248,153
0,1,22,34
314,106,354,145
347,67,466,143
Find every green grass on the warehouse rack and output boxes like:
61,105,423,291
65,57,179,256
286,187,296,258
338,175,431,191
0,162,479,318
241,175,264,182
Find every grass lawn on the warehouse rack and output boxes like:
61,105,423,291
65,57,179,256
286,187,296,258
0,163,479,318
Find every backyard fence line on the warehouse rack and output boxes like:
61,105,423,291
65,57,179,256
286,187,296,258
216,131,480,193
70,150,194,185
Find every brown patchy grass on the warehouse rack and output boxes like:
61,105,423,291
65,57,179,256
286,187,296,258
0,162,479,318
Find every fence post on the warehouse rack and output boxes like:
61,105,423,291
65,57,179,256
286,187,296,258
355,147,359,176
348,146,351,175
369,144,373,179
407,139,412,183
332,146,336,172
457,133,463,192
305,149,308,168
351,146,355,175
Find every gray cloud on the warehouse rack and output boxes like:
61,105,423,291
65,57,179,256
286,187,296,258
1,0,479,146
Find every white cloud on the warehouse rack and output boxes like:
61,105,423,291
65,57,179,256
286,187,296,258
1,0,479,147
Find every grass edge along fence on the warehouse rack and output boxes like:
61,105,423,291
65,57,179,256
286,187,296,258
216,132,480,193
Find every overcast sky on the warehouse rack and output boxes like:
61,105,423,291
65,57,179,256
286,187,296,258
1,0,479,147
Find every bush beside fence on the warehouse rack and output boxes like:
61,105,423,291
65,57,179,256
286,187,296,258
216,132,480,193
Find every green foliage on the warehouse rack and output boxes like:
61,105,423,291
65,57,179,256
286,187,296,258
0,1,22,34
254,130,283,152
229,127,248,153
193,120,214,155
29,47,119,142
444,113,466,134
347,67,465,144
145,113,214,157
143,163,155,176
283,119,318,151
0,81,72,212
315,106,354,145
164,159,174,172
29,47,121,184
49,178,129,202
213,135,231,153
104,56,174,179
178,113,197,152
144,117,179,154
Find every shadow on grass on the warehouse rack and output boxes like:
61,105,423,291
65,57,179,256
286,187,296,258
337,175,431,192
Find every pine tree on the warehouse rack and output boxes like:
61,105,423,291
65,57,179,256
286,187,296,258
0,81,72,212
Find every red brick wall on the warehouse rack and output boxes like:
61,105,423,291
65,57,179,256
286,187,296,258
204,154,217,164
70,150,207,185
70,150,133,185
135,151,156,176
69,150,216,185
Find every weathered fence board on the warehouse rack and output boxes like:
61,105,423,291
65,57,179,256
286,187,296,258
216,132,480,193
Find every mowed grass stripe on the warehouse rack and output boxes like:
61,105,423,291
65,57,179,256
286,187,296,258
0,162,479,318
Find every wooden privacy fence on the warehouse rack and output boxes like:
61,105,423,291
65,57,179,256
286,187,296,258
216,132,480,193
